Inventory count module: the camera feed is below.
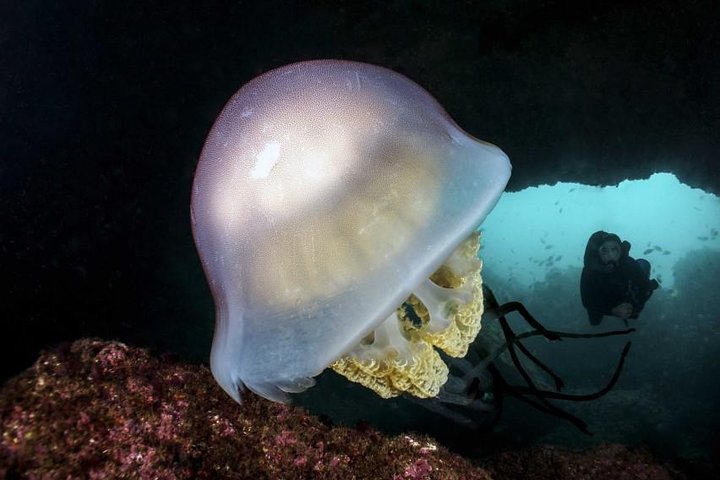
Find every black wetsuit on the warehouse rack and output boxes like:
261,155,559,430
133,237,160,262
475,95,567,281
580,231,658,325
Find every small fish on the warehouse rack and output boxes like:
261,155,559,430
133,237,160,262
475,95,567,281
559,208,563,213
555,255,562,261
643,248,654,254
653,245,663,251
545,245,553,250
663,250,671,255
698,236,708,241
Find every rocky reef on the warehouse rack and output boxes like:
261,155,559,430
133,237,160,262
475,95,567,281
0,339,686,479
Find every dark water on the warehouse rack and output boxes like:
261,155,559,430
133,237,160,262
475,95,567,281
2,0,719,470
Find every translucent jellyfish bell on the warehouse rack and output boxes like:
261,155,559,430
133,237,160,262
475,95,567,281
191,60,511,403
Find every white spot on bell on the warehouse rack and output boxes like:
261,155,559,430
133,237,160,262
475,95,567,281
250,141,281,179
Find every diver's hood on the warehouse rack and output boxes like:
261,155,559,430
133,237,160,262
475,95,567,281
583,230,630,272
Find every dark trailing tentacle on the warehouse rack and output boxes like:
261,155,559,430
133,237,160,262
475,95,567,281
503,341,631,402
493,342,632,435
491,339,592,433
502,386,591,434
495,301,562,340
481,284,633,389
514,328,636,341
470,284,635,434
458,326,634,384
466,328,635,381
497,315,558,412
415,284,635,434
484,363,590,434
482,285,560,340
512,336,565,390
483,285,635,340
485,284,565,404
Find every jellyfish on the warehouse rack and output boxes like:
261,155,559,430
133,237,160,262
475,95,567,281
191,59,511,403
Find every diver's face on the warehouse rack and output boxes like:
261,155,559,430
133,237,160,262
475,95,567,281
598,240,621,264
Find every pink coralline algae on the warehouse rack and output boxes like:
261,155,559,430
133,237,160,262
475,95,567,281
0,339,686,479
0,339,490,479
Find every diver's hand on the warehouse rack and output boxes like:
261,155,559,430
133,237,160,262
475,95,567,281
612,302,633,319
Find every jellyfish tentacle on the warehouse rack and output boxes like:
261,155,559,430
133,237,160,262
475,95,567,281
496,341,632,435
483,285,561,341
482,284,634,396
511,333,565,390
420,285,636,435
497,315,560,412
505,341,631,402
522,328,637,340
503,386,591,434
482,284,565,410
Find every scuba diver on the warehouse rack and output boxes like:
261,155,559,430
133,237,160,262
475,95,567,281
581,230,659,326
